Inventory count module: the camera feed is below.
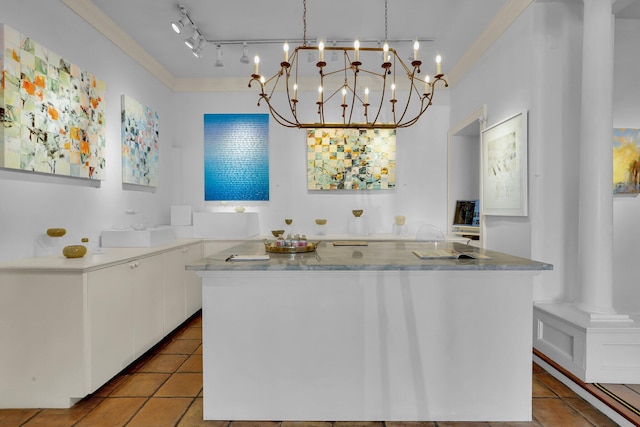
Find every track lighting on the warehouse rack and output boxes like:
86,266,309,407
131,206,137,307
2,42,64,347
240,42,250,64
192,39,204,58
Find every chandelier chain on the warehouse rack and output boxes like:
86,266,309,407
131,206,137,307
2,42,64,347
303,0,307,46
384,0,388,41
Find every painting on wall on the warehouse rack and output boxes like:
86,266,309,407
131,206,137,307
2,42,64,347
306,128,396,190
121,95,160,187
481,111,528,216
613,128,640,195
203,114,269,201
0,24,106,179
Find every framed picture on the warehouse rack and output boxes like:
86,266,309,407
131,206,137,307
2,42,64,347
613,128,640,195
306,128,396,190
481,111,528,216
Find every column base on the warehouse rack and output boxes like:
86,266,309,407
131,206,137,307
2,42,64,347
534,302,640,383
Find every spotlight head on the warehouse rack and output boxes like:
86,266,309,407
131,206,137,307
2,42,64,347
240,42,250,64
215,44,224,68
171,20,183,34
184,30,200,49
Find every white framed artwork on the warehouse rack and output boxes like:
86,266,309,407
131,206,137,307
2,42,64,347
481,111,528,216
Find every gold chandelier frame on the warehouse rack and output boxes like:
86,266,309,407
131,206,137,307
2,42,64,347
247,0,448,129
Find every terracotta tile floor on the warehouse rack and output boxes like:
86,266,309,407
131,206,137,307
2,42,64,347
0,312,636,427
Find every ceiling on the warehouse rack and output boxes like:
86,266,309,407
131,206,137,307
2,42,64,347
65,0,640,88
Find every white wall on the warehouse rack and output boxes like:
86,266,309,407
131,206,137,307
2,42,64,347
0,2,175,262
449,2,584,303
612,19,640,314
171,90,451,237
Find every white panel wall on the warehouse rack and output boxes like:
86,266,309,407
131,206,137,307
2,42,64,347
0,2,175,263
171,90,451,237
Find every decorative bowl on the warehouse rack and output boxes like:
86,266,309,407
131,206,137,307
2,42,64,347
46,228,67,237
263,239,320,254
271,229,285,237
315,219,327,225
235,206,246,213
352,209,364,217
63,245,87,258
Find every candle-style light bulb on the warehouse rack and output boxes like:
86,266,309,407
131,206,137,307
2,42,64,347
342,87,347,104
318,85,323,102
318,40,325,62
253,55,260,75
413,39,419,61
391,83,396,100
436,53,442,75
364,87,369,104
424,74,431,94
354,39,360,62
283,42,289,62
383,42,389,62
293,83,298,99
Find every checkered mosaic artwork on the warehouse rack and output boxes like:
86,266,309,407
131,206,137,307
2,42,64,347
306,128,396,190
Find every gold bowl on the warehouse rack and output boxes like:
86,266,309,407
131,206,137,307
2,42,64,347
63,245,87,258
46,228,67,237
352,209,364,217
271,229,285,237
315,219,327,225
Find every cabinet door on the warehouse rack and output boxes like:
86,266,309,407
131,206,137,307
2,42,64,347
87,263,134,391
132,255,165,357
163,248,186,333
184,243,203,317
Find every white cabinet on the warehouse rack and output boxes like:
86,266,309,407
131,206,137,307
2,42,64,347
131,256,165,357
88,263,134,391
183,243,203,317
0,240,203,408
162,242,202,333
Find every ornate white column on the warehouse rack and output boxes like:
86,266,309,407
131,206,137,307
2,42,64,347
577,0,628,320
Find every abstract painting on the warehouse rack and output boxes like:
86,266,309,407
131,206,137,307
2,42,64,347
204,114,269,201
121,95,160,187
306,128,396,190
481,112,528,216
0,24,106,179
613,128,640,195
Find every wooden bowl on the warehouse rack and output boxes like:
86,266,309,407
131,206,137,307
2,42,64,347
315,219,327,225
352,210,364,217
271,229,285,237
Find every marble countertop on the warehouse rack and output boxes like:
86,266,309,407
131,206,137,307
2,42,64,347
187,240,553,272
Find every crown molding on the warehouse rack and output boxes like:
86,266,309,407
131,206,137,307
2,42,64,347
447,0,534,87
61,0,176,88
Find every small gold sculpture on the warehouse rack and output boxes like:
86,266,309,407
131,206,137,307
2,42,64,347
352,210,363,217
271,230,285,237
46,228,67,237
63,245,87,258
315,219,327,225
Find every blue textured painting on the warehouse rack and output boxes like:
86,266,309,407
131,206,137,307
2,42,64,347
204,114,269,201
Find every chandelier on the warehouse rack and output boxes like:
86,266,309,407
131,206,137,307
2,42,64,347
248,0,448,129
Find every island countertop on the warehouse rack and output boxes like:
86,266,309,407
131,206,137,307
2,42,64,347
186,240,552,272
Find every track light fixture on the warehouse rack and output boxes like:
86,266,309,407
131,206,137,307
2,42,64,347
185,29,201,49
170,5,191,35
240,42,250,64
215,44,224,68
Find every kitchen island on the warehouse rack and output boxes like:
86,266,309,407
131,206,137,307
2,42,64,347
188,240,552,422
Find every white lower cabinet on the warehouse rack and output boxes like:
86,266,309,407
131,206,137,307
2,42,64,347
0,240,203,408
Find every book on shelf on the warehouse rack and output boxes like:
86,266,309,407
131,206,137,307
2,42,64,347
412,249,491,260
